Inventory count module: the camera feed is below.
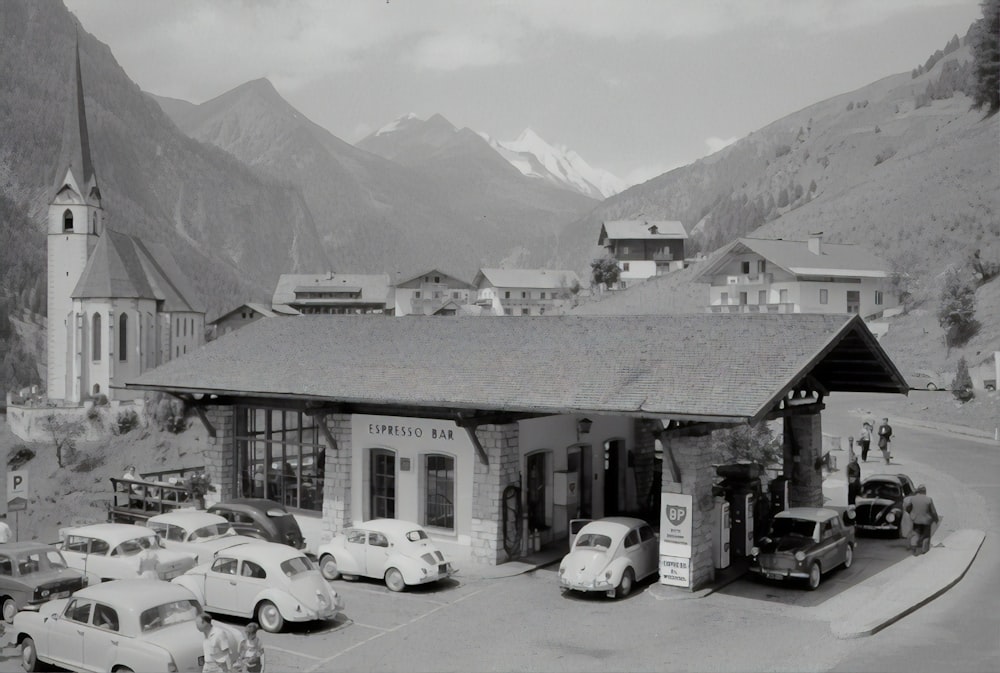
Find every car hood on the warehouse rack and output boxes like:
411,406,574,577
141,622,205,669
560,549,610,579
759,536,812,554
16,567,86,590
855,497,898,519
187,535,257,555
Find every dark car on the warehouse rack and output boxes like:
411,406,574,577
854,473,916,538
207,499,305,549
748,507,855,590
0,542,87,622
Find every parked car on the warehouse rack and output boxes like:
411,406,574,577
854,473,916,538
58,523,197,584
13,579,205,672
558,517,658,598
748,507,856,590
906,370,948,391
172,542,342,633
317,519,454,591
207,499,306,549
0,542,87,623
145,511,258,564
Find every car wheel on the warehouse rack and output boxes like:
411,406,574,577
113,667,135,673
807,562,822,590
843,544,854,569
256,600,285,633
926,382,937,391
615,568,635,599
385,567,406,592
2,596,17,623
21,636,39,672
320,554,340,581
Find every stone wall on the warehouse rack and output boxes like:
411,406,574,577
321,413,353,542
470,423,520,564
783,412,824,508
202,405,234,507
5,398,145,443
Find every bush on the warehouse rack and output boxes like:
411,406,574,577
938,266,978,347
114,409,140,435
952,357,974,402
147,393,187,433
7,446,35,471
72,453,107,473
774,144,791,158
874,148,896,166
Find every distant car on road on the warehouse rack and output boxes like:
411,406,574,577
853,473,916,538
145,511,259,564
207,499,306,549
13,579,206,672
906,370,948,391
172,542,342,633
317,519,454,591
558,517,658,599
0,542,87,623
58,523,197,584
748,507,855,590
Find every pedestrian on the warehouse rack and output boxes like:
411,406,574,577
877,417,893,464
0,514,11,544
904,484,940,555
238,621,266,673
137,537,159,579
859,421,873,462
846,454,861,505
196,613,238,673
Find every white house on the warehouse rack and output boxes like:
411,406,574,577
598,220,688,287
472,268,581,316
393,269,474,316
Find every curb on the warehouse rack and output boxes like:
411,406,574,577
830,529,986,639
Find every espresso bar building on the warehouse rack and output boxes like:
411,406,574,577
124,314,906,590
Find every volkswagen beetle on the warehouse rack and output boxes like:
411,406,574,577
854,473,915,538
558,517,658,598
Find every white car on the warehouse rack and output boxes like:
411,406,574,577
316,519,454,592
58,523,197,584
145,511,258,564
172,542,342,633
558,517,659,598
13,579,205,672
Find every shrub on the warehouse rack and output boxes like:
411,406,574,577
114,409,140,435
938,266,978,347
147,393,187,433
72,453,107,473
874,147,896,166
7,446,35,471
774,144,791,158
952,357,974,402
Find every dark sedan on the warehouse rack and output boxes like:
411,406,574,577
854,473,916,538
748,507,856,590
207,498,306,549
0,542,87,622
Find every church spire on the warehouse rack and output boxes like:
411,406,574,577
55,33,99,204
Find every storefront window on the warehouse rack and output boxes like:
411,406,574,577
424,455,454,530
371,449,396,519
235,406,325,512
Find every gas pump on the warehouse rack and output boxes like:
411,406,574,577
715,464,762,558
712,496,731,569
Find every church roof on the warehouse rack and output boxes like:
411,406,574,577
53,39,99,206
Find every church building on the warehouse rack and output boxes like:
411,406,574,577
46,44,204,406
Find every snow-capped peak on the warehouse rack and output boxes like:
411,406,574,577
375,113,419,136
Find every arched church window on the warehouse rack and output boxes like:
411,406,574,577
92,313,102,361
119,313,128,361
63,209,74,232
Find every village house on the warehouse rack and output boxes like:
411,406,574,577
208,303,279,340
393,269,475,316
598,220,688,288
472,268,581,316
271,272,394,315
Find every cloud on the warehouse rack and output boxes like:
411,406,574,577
705,136,740,155
408,33,520,71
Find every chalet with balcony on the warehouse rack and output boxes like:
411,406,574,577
272,273,393,315
472,268,581,316
693,234,897,318
394,269,475,316
209,303,278,339
598,220,688,287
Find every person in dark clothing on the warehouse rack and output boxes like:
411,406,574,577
877,417,893,464
859,422,873,462
905,484,939,555
846,454,861,505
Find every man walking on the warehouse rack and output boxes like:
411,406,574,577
846,454,861,505
877,417,893,464
905,484,939,555
196,613,237,672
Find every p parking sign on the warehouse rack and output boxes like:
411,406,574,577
7,470,28,512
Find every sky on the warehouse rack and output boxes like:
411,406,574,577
63,0,984,187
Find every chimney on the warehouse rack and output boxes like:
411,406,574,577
808,232,823,255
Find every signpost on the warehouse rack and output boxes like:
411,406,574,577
659,492,694,587
7,470,28,541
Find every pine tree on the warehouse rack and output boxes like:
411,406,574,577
970,0,1000,115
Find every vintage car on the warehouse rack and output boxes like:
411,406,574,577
13,579,206,672
58,523,198,584
316,519,454,591
0,542,87,623
172,541,342,633
145,511,259,564
207,498,306,549
854,473,916,538
748,507,856,590
558,517,658,598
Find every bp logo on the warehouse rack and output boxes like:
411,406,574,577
665,505,687,527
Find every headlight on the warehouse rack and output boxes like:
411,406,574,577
886,513,895,523
558,567,565,576
605,570,612,580
40,589,50,598
794,551,806,562
750,546,759,557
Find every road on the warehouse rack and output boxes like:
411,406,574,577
1,391,995,672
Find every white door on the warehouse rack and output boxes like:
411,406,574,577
205,557,241,614
365,531,392,578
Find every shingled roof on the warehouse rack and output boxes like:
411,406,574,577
694,237,891,281
125,314,906,423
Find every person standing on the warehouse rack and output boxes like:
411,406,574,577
0,514,11,544
137,539,159,579
905,484,940,555
877,417,893,464
859,422,873,462
197,614,237,673
238,621,266,673
846,454,861,505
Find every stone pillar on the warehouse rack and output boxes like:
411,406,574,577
321,413,353,542
631,420,658,518
663,428,717,591
783,412,824,508
202,405,235,504
470,423,520,564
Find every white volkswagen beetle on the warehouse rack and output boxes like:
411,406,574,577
58,523,197,584
558,517,659,598
316,519,454,592
172,542,342,633
145,511,259,564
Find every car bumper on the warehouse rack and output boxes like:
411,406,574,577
748,566,809,581
414,563,454,585
559,576,616,592
856,522,897,531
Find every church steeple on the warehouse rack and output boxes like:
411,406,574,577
54,35,100,206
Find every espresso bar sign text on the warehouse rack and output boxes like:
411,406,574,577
368,423,455,441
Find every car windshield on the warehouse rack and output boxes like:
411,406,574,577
15,552,46,576
139,599,200,633
117,535,158,556
280,556,315,578
406,529,428,542
770,518,818,538
575,533,613,550
861,482,900,499
46,550,68,569
190,523,233,541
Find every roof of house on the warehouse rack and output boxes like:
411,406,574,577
693,237,891,281
473,268,581,290
209,302,278,325
395,268,474,289
72,230,204,313
272,273,392,309
599,220,688,244
125,314,906,424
